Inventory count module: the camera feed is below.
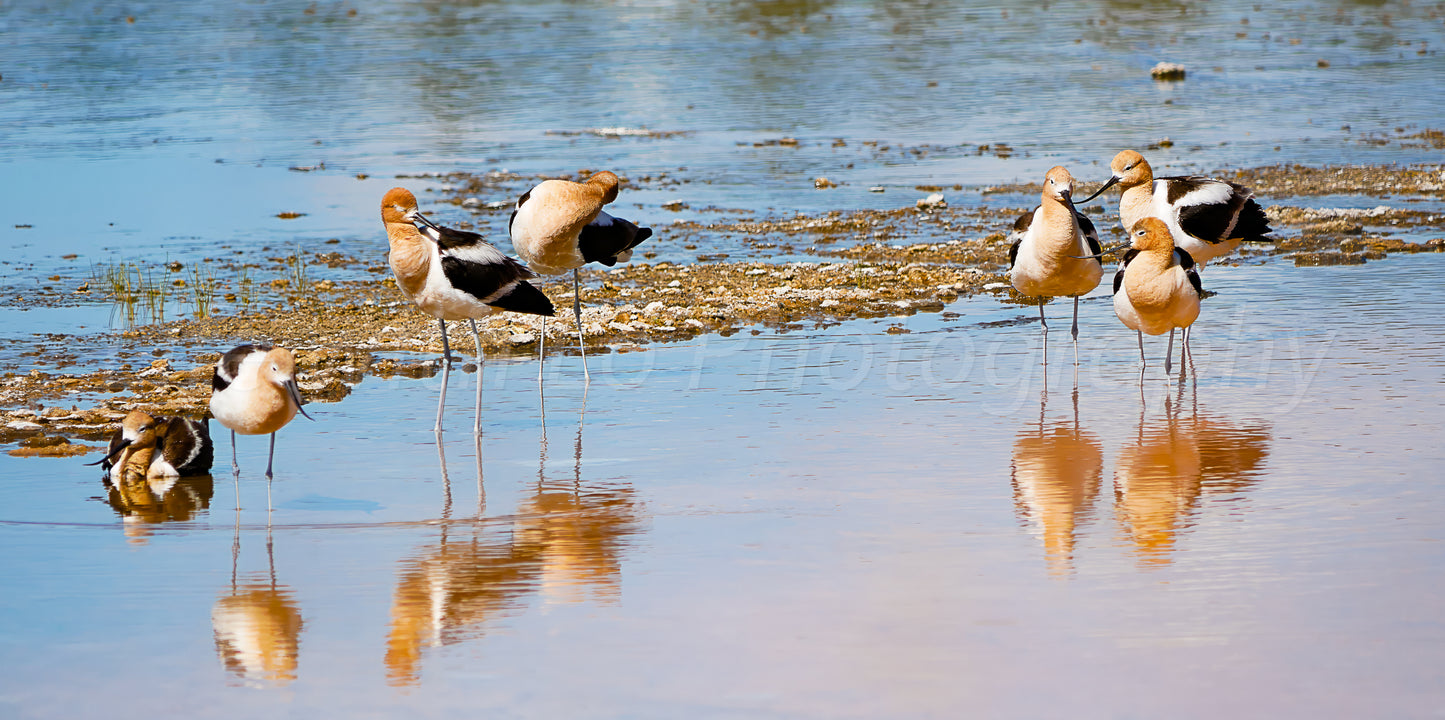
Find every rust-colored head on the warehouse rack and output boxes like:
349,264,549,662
585,171,620,204
260,347,313,421
1109,150,1153,189
1128,217,1176,253
381,187,420,224
120,410,160,445
1042,166,1075,204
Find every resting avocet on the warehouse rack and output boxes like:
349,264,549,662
509,171,652,383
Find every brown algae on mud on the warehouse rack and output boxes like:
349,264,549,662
2,164,1443,449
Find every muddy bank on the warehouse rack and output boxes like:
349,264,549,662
4,163,1443,453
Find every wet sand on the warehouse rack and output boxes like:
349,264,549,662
4,163,1442,455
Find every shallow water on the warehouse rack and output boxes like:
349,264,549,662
4,1,1445,716
4,254,1445,717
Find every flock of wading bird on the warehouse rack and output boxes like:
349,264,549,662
87,149,1274,507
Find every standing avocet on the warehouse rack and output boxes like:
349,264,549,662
1105,218,1205,375
209,344,313,506
381,187,556,367
1076,150,1273,268
1008,166,1104,357
509,171,652,383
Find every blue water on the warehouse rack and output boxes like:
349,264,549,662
3,254,1445,717
3,1,1445,717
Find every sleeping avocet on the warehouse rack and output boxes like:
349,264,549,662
209,344,313,503
509,171,652,383
1008,166,1104,355
1099,218,1205,375
88,409,213,482
1077,150,1273,268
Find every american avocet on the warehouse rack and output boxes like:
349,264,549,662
88,409,213,482
209,344,313,504
381,187,556,363
1104,218,1204,375
1076,150,1273,268
1008,166,1104,355
509,171,653,382
383,187,555,432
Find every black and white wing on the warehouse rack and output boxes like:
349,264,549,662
156,417,214,476
578,210,652,266
1074,208,1102,266
427,229,555,317
1162,176,1250,245
1007,207,1036,270
212,344,270,393
1174,248,1205,298
1112,248,1142,295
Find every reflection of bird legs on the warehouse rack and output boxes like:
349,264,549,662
230,508,241,592
473,427,485,520
574,387,588,494
436,428,453,522
537,416,549,490
266,516,277,591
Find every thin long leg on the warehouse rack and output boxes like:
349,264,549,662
538,316,546,385
438,319,454,364
470,319,483,436
265,432,276,512
574,269,590,384
1038,302,1047,333
1137,331,1146,368
231,430,240,511
1165,328,1176,376
1071,296,1080,366
435,357,451,434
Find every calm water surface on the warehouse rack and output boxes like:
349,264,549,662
3,1,1445,717
3,256,1445,717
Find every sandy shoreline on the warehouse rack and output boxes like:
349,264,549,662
4,163,1443,455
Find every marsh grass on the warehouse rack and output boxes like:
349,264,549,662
189,265,218,319
92,261,167,326
287,248,313,304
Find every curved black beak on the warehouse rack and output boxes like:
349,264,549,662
410,210,441,231
285,379,316,421
85,438,132,466
1075,175,1121,205
1071,243,1129,260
